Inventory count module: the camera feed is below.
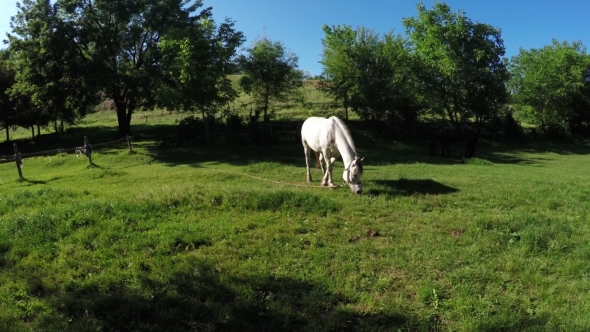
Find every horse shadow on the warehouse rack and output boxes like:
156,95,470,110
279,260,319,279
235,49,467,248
367,178,459,196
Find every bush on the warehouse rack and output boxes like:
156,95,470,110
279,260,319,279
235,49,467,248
501,110,524,141
177,115,204,144
224,112,245,143
480,108,523,141
540,123,569,140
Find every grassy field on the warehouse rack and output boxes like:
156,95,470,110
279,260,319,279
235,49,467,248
1,109,590,331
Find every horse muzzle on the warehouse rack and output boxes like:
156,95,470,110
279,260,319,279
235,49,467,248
349,183,362,194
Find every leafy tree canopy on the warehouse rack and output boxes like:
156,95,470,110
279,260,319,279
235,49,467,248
8,0,243,137
320,25,422,126
403,1,509,124
508,39,590,134
237,38,304,122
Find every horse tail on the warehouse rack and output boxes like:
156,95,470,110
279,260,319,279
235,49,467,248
331,116,357,154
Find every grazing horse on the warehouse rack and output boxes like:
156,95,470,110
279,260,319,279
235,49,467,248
301,116,364,194
430,124,478,158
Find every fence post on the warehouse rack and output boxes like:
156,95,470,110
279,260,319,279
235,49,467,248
126,135,133,153
83,136,93,166
13,143,23,180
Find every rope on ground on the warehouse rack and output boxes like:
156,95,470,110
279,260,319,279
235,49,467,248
207,167,345,189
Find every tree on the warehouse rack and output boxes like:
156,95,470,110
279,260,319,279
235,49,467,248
319,25,422,126
0,49,17,141
508,39,590,134
8,0,94,134
403,1,509,124
318,25,357,121
8,0,243,137
157,16,245,138
237,38,304,123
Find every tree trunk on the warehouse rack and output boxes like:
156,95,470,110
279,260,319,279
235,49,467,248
263,90,270,123
60,119,64,133
31,126,35,139
343,93,349,121
446,107,457,124
115,102,133,138
37,125,40,137
54,119,58,133
5,127,9,142
201,110,210,140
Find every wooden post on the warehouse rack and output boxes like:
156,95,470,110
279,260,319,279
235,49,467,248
83,136,93,166
126,135,133,153
13,143,23,180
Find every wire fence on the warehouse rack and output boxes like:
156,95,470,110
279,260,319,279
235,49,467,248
0,135,133,179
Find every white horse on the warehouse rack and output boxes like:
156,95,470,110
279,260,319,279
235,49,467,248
301,116,364,194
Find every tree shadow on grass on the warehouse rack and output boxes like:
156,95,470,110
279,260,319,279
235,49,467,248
477,313,553,332
367,178,459,197
5,122,590,170
33,261,434,332
146,140,306,169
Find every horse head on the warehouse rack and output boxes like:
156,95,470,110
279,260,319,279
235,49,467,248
344,156,364,194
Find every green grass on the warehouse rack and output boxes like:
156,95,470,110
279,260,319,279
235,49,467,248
1,110,590,331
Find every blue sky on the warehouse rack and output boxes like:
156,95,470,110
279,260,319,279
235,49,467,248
1,0,589,76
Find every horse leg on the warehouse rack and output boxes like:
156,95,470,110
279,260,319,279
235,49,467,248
303,143,312,183
318,153,326,175
321,150,333,187
314,151,321,169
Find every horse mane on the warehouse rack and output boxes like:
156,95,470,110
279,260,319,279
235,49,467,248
330,116,357,154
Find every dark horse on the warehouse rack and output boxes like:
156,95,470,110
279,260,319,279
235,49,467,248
430,124,478,158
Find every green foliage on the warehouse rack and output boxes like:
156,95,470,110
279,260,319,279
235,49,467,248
237,38,304,122
508,39,590,135
481,107,524,141
176,115,206,144
0,50,18,139
320,25,422,128
318,25,358,120
8,0,98,131
403,1,509,124
7,0,244,138
157,17,245,117
223,109,246,142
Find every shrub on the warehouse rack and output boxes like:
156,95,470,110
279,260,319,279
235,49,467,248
177,115,204,144
223,110,245,143
501,109,524,141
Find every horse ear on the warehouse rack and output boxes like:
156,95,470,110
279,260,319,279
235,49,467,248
359,157,364,162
